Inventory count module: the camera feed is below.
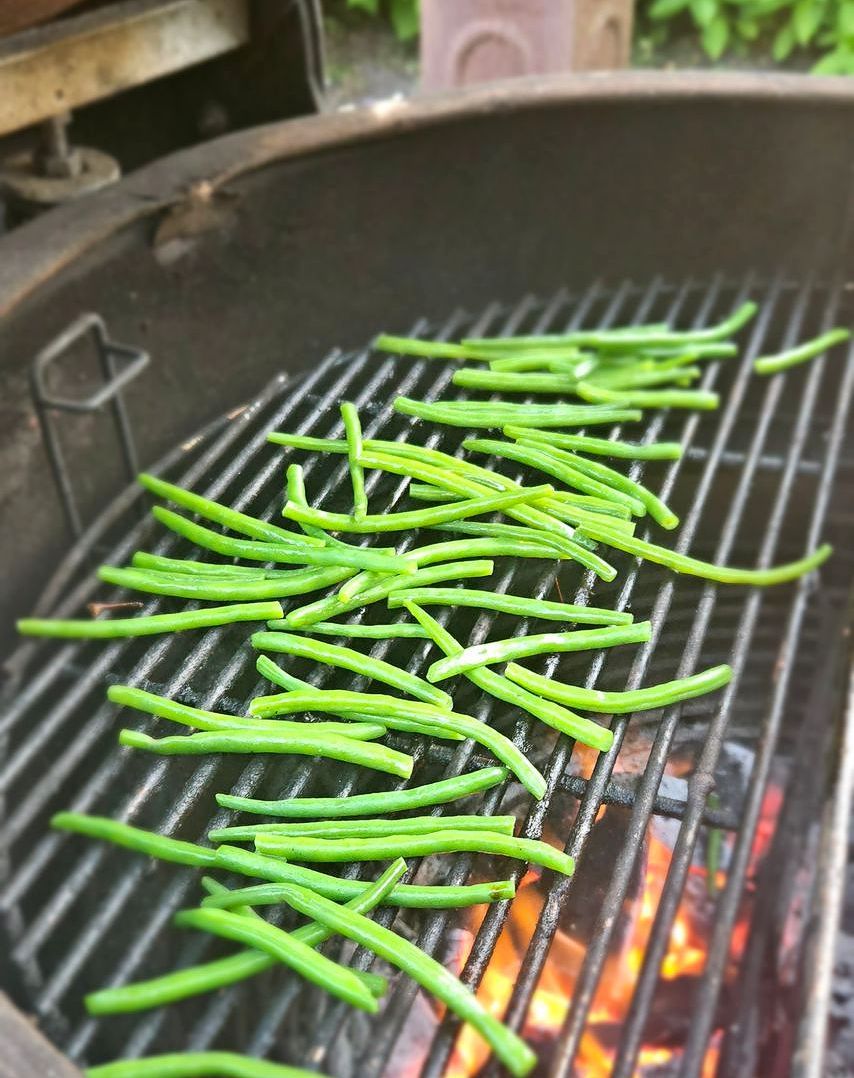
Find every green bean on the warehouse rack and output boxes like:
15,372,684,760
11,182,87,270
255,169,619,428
17,601,284,639
281,484,555,533
251,630,451,708
256,829,573,876
51,812,216,867
131,554,271,577
373,334,482,360
267,432,349,452
359,449,615,580
462,438,646,516
252,658,464,741
645,342,738,360
340,401,368,520
394,396,642,428
84,860,405,1016
174,906,377,1012
217,765,508,818
278,558,495,629
589,365,702,391
503,426,683,461
404,536,565,567
138,472,306,545
403,602,614,753
215,844,516,908
753,327,850,375
86,1052,324,1077
98,565,360,602
486,353,591,374
462,321,671,351
451,369,578,394
427,622,651,683
575,380,720,410
269,882,538,1077
150,507,408,574
209,814,516,843
119,728,414,778
505,662,733,712
574,518,834,585
106,685,386,741
248,688,546,800
387,586,632,625
408,485,628,530
302,620,429,639
511,436,679,529
431,519,633,554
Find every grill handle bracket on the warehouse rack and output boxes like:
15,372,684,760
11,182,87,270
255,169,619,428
29,312,149,537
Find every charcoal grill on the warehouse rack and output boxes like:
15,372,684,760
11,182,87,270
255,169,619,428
2,74,854,1077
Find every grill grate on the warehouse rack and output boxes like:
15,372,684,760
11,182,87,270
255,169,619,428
2,273,853,1077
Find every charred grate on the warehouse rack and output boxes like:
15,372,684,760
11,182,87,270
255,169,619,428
1,273,853,1077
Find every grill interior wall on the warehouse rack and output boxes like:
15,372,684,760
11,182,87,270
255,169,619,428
1,273,852,1076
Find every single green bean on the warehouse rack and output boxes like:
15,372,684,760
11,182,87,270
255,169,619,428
503,426,683,461
373,334,482,360
270,882,538,1077
403,602,614,753
462,321,672,351
251,630,451,708
85,1052,324,1077
575,380,720,411
504,662,733,712
249,688,546,799
267,432,349,452
217,765,508,818
341,401,368,520
150,507,407,574
753,327,850,375
209,814,516,843
403,536,565,567
256,830,574,877
17,601,284,639
511,436,679,529
487,353,592,374
574,518,833,585
645,342,738,360
98,565,360,602
214,844,516,908
131,554,270,577
462,438,646,516
589,365,702,391
138,472,306,545
52,812,216,867
84,860,405,1016
119,728,413,778
387,586,632,625
394,396,642,428
278,558,495,629
106,684,386,740
427,622,651,683
451,369,577,394
302,620,429,639
174,906,377,1012
409,485,633,528
281,483,555,533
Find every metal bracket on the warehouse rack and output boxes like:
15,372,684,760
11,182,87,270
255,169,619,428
30,313,149,537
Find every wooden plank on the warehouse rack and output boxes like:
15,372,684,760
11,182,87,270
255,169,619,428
0,992,82,1078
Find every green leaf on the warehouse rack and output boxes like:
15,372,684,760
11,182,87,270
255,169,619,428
773,23,795,61
691,0,719,28
813,45,854,73
649,0,692,18
702,13,730,57
347,0,380,13
389,0,419,40
793,0,823,45
839,2,854,40
736,17,759,40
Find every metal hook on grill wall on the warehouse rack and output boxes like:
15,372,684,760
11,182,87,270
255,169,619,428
29,313,149,538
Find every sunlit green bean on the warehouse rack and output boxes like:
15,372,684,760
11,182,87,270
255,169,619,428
503,426,683,461
216,765,508,818
387,586,632,624
575,380,720,410
119,728,413,778
131,554,270,577
574,518,833,585
209,814,516,843
269,883,538,1077
341,401,368,520
487,352,594,374
301,620,429,639
451,369,577,394
588,365,702,391
403,536,566,566
17,601,284,639
281,484,555,533
505,661,733,713
753,327,850,375
251,630,451,708
51,812,216,867
373,334,482,360
394,396,641,428
98,565,360,602
249,688,547,799
214,844,516,908
403,602,614,752
85,1052,324,1077
426,622,651,683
